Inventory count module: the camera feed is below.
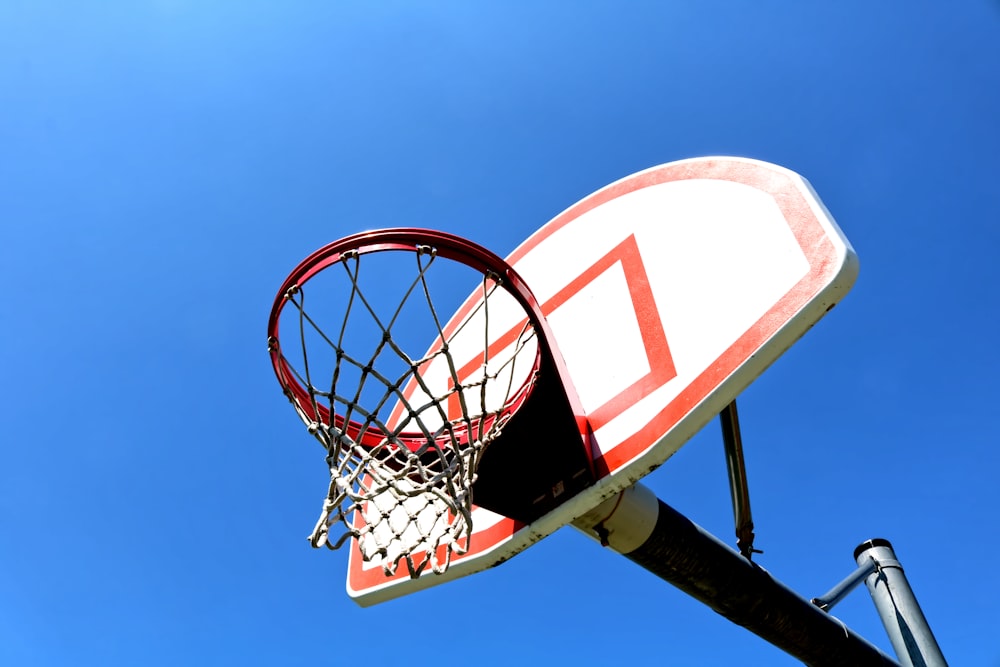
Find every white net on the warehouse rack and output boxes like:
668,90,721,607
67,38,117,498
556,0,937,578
271,244,539,577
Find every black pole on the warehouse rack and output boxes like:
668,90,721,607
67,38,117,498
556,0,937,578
622,499,899,666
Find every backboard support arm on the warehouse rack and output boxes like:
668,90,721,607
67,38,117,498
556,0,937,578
719,400,761,560
573,486,901,666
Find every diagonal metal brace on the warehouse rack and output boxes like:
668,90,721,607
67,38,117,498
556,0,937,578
719,400,761,560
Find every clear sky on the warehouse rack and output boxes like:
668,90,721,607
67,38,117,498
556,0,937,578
2,2,998,665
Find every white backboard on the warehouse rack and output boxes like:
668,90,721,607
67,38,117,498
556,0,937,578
347,156,858,604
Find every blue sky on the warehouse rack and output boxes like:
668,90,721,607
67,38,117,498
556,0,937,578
2,2,998,665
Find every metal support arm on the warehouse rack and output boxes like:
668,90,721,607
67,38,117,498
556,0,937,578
719,400,760,559
574,487,899,666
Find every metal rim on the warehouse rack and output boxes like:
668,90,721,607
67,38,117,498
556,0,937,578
267,228,550,451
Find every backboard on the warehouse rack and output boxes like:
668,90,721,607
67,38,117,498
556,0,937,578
346,156,858,605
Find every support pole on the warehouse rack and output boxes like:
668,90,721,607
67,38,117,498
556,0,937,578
811,559,877,612
575,486,899,666
719,400,759,558
854,539,947,667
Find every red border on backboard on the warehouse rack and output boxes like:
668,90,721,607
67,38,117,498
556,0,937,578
348,158,849,596
439,235,678,432
546,234,677,433
504,159,838,473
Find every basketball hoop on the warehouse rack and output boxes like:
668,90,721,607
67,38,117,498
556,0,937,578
267,229,593,578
